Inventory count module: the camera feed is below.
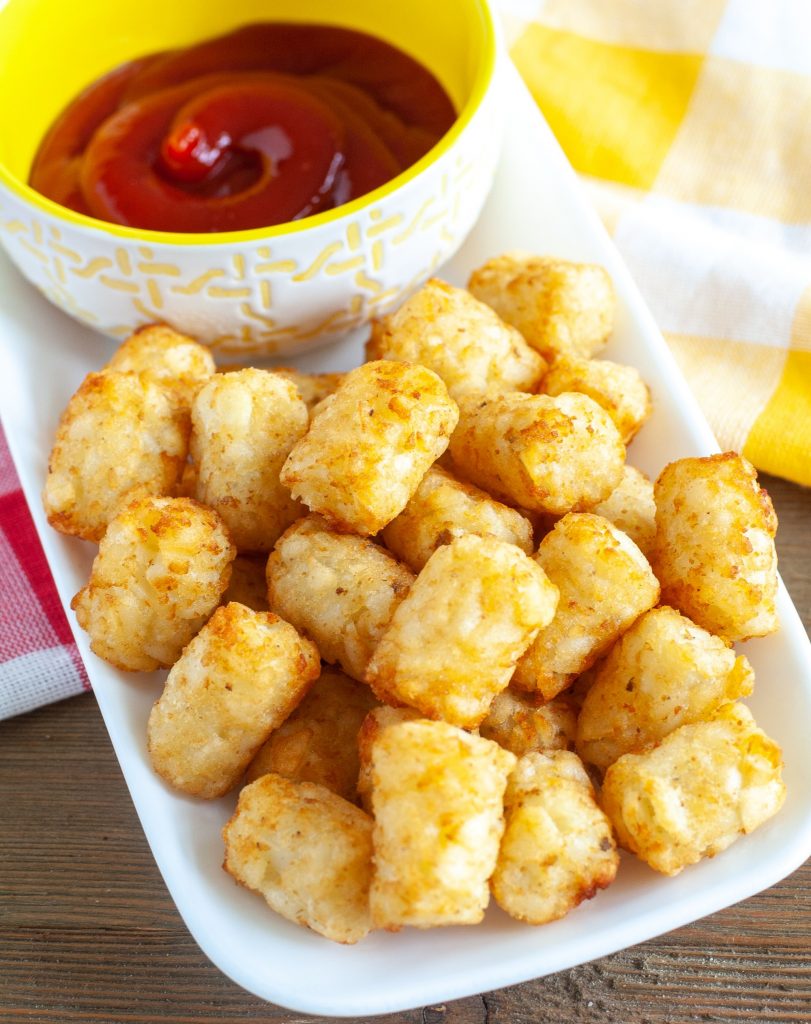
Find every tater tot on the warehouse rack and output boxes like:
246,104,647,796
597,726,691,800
245,667,378,801
468,253,615,361
381,466,534,572
356,705,421,813
513,513,660,701
267,516,414,681
479,689,577,757
449,391,625,515
601,703,785,876
148,603,320,798
366,278,546,399
366,535,559,728
43,371,190,542
223,773,373,943
589,465,656,559
71,496,235,671
280,360,458,536
191,369,308,552
577,606,755,771
220,555,269,612
104,324,215,405
491,751,618,924
542,355,651,444
652,453,779,642
369,719,516,929
269,367,345,413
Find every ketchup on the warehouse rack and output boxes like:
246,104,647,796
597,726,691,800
29,24,456,233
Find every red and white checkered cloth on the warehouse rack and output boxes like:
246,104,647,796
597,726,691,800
0,424,89,720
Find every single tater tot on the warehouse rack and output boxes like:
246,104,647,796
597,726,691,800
191,369,308,552
148,603,319,798
366,535,559,728
449,391,625,515
267,516,414,681
652,453,778,642
366,278,546,399
513,513,660,701
223,773,373,943
381,466,534,572
220,555,269,612
356,706,421,813
577,606,755,771
589,464,656,559
269,367,345,413
542,355,651,444
43,371,190,542
468,252,615,361
601,703,785,876
369,719,516,929
280,360,458,536
491,751,618,924
245,667,378,802
104,323,215,405
71,496,234,671
479,689,577,757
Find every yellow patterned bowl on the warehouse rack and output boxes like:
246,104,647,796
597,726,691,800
0,0,498,357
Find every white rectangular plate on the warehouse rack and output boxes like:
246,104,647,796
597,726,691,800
2,61,810,1018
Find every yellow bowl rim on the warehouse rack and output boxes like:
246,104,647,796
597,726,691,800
0,2,496,247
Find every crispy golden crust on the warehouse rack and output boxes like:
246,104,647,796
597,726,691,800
542,355,651,444
513,513,660,700
366,535,559,728
491,751,618,924
266,516,414,681
601,703,786,876
366,278,546,400
280,360,459,536
43,371,190,542
147,603,320,798
468,253,615,361
449,391,625,515
480,689,577,757
191,369,308,552
220,555,269,612
589,465,656,559
356,706,421,813
381,466,534,572
269,367,345,413
576,606,754,771
245,667,378,801
369,720,516,929
71,496,235,671
652,453,779,642
104,324,215,406
223,774,373,943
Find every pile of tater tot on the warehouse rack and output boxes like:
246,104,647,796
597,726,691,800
44,252,786,945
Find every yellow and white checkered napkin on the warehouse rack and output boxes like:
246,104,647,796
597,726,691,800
500,0,811,486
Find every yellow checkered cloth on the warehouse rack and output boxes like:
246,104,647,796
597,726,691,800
501,0,811,487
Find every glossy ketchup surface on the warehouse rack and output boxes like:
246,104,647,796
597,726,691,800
29,24,456,233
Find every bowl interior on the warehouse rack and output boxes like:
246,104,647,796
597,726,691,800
0,0,493,203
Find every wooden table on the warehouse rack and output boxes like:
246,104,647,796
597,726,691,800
2,473,809,1024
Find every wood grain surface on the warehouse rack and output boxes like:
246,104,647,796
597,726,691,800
1,473,809,1024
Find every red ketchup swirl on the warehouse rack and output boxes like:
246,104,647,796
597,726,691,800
29,24,456,233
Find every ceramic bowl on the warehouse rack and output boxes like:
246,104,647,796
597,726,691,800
0,0,498,356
